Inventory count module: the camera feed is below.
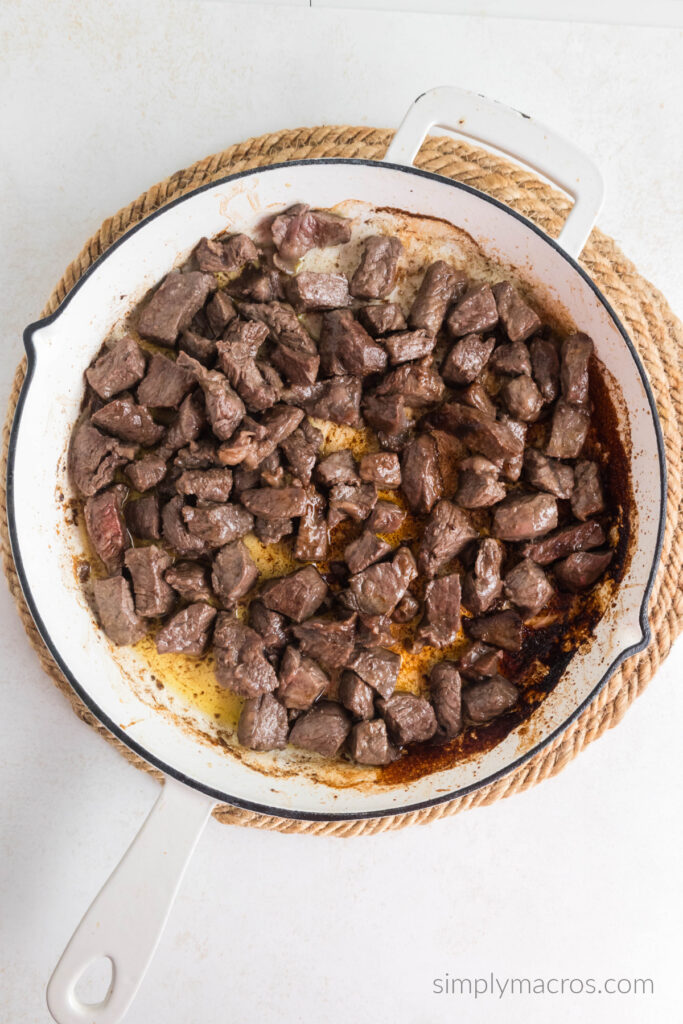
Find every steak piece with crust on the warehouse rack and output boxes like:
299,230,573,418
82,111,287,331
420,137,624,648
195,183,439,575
237,694,288,751
92,575,146,646
156,602,217,655
350,235,402,299
137,271,215,347
86,336,147,400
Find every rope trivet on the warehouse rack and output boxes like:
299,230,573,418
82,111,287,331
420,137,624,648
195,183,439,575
2,126,682,837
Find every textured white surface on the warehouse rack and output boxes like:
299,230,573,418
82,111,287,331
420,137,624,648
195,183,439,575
0,3,682,1023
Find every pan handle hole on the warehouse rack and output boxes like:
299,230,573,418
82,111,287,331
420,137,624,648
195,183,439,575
74,956,114,1007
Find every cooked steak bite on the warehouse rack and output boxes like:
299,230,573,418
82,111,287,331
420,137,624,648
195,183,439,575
280,422,323,485
367,500,406,534
492,282,541,343
462,538,503,616
174,439,218,471
241,302,319,386
254,516,293,543
345,530,392,574
227,265,284,303
504,558,553,616
489,340,532,377
175,352,245,440
124,454,167,492
359,303,407,336
220,405,304,470
286,271,351,311
329,483,378,522
416,572,462,649
376,360,445,408
431,403,524,468
92,575,146,646
400,434,443,514
498,413,527,483
530,337,560,403
377,693,437,745
384,329,436,366
391,591,419,623
291,376,362,426
502,374,543,422
84,485,129,573
213,614,278,696
455,456,506,509
261,565,328,622
343,546,416,617
160,391,206,453
410,261,467,334
195,234,259,273
137,271,215,346
178,329,217,366
456,641,502,680
561,332,593,405
86,336,147,400
447,283,498,337
339,671,375,720
125,546,175,617
205,290,237,335
417,499,477,577
249,601,288,650
156,602,217,655
316,450,358,488
430,662,462,738
492,492,558,542
237,693,288,751
292,614,357,668
466,609,523,651
571,461,605,521
348,646,400,699
546,400,590,459
92,396,165,447
295,487,329,561
349,719,396,765
176,467,233,503
271,204,352,261
125,492,161,541
182,502,254,546
277,645,328,710
350,235,402,299
442,333,495,386
319,309,387,378
137,353,195,409
162,495,209,556
211,540,258,606
522,519,606,565
165,561,213,603
362,393,409,436
240,486,307,519
554,550,613,591
463,676,518,723
460,381,497,419
429,429,464,499
216,322,280,413
524,449,574,499
355,612,393,647
289,700,352,757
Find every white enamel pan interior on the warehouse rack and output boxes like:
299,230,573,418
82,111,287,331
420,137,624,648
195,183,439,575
7,89,664,1024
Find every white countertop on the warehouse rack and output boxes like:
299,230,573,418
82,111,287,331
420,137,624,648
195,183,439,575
1,3,682,1022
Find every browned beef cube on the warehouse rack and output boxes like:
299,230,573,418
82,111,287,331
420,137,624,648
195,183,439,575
213,614,278,696
182,502,253,546
162,495,209,557
194,234,259,273
417,499,477,577
502,375,543,422
530,337,560,403
489,340,532,377
86,336,147,400
156,602,217,655
216,323,280,414
401,434,443,514
329,483,378,523
348,646,400,699
178,330,217,366
409,261,467,334
227,265,283,303
271,204,352,261
92,396,165,447
359,452,401,489
492,282,541,343
416,573,462,649
345,530,392,574
377,693,437,745
277,646,328,710
240,299,313,349
546,400,590,459
350,235,402,299
165,561,213,603
291,376,362,426
359,303,407,336
286,271,351,311
125,454,167,493
261,566,328,622
571,461,605,521
375,360,445,407
492,493,558,541
249,601,288,650
555,550,613,591
294,488,329,561
362,393,409,435
137,353,195,409
173,438,218,471
504,558,553,616
124,545,175,617
138,271,215,346
280,422,323,485
466,610,523,651
442,333,495,386
457,642,502,680
316,450,359,487
524,449,574,499
339,671,375,720
292,614,357,669
237,693,288,751
270,341,319,389
522,520,606,565
384,329,436,366
254,517,293,544
343,547,416,617
348,719,396,765
125,492,161,541
218,405,303,470
430,403,523,468
176,467,233,503
356,613,394,647
463,676,518,723
205,290,237,335
367,500,406,534
461,381,497,419
240,486,307,519
430,662,462,738
160,391,206,454
462,538,503,616
447,284,498,337
84,485,129,573
175,352,245,440
319,309,387,378
498,414,527,483
455,456,506,509
93,575,146,646
211,540,258,606
288,700,352,757
391,592,419,623
430,429,465,499
561,332,593,405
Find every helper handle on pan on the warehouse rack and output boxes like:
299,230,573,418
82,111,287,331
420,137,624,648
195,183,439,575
384,86,604,260
46,780,216,1024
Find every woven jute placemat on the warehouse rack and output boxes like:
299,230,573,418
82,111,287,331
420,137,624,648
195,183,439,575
2,126,682,837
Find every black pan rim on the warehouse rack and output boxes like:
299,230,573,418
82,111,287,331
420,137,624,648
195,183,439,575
7,157,667,822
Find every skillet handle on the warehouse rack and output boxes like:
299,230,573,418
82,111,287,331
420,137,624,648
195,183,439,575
384,86,604,260
46,779,216,1024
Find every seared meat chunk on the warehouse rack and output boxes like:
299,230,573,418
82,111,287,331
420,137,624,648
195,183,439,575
138,271,215,346
86,336,146,400
429,429,464,499
348,646,400,699
182,502,253,546
345,530,392,574
417,500,477,577
240,301,319,386
227,265,284,303
316,450,359,488
240,486,307,519
156,602,217,655
522,520,606,565
410,261,467,334
442,333,495,386
174,439,218,471
498,413,526,483
461,381,496,419
457,642,502,680
466,610,523,651
524,449,574,499
416,572,462,649
492,282,541,342
211,540,258,606
285,271,351,311
362,393,408,436
319,309,387,378
489,341,532,377
463,676,518,723
125,492,161,541
165,561,213,603
430,662,462,738
194,233,259,273
289,701,351,757
218,405,304,470
401,434,443,514
502,374,543,422
339,671,375,720
178,329,217,366
431,403,524,468
463,538,503,615
546,400,590,459
391,591,419,623
492,492,558,542
504,558,553,616
349,719,396,765
176,352,245,440
213,614,278,696
271,204,352,261
92,575,146,646
125,454,167,493
555,550,613,591
177,467,233,503
84,485,129,572
561,332,593,405
125,546,175,617
280,421,323,485
447,283,498,337
343,547,417,617
261,566,328,622
216,320,280,413
249,601,288,650
384,329,436,365
350,235,402,299
295,488,329,561
359,452,401,488
375,360,445,408
291,376,362,426
292,614,357,668
237,693,288,751
455,456,506,509
162,496,209,556
359,303,406,336
530,337,560,403
254,516,293,543
377,693,437,745
137,353,195,408
356,612,394,647
160,391,206,454
329,483,377,522
277,646,328,710
571,461,605,521
367,500,406,534
205,290,237,336
92,396,165,447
